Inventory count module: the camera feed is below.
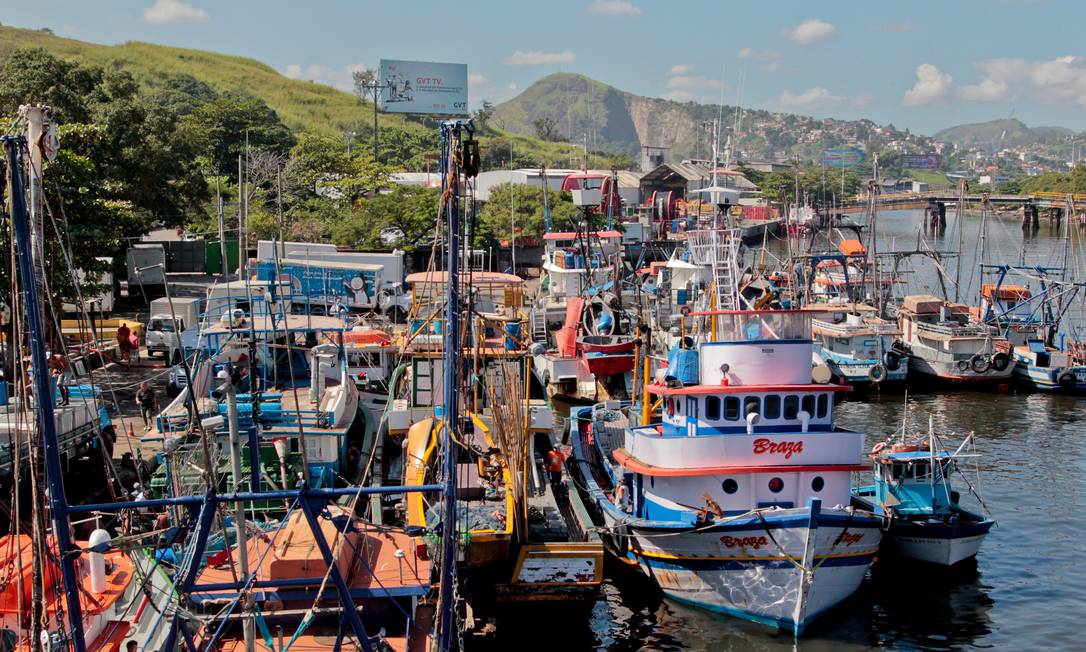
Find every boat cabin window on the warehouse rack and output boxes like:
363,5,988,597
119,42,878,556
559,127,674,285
784,395,800,419
764,395,781,419
768,477,784,493
891,463,905,480
705,396,721,420
912,462,931,479
350,351,381,367
722,478,739,494
835,337,850,346
863,338,878,347
801,395,816,416
811,476,825,492
724,397,740,421
666,398,675,417
744,396,760,418
816,393,829,418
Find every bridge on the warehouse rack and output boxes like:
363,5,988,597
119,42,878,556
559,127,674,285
839,190,1086,213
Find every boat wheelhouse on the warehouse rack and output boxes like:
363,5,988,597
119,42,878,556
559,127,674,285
811,310,907,386
538,230,624,325
853,432,994,566
896,294,1013,383
573,310,882,634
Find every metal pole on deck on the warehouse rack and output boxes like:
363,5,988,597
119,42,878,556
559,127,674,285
4,136,86,652
221,375,256,652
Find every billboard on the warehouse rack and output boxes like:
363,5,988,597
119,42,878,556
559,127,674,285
821,147,865,168
379,59,468,115
901,153,941,170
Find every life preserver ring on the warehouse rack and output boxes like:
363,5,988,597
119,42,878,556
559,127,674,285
957,359,971,372
990,351,1010,372
884,351,902,371
868,363,888,383
1058,371,1076,389
970,355,991,374
871,442,887,455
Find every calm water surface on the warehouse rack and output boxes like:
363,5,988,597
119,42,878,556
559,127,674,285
508,210,1086,650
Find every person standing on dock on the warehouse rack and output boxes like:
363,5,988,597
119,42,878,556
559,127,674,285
546,446,566,488
116,322,131,363
135,382,156,430
47,352,71,406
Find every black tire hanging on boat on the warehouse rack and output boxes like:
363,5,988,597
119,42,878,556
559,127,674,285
884,351,902,371
957,359,971,372
970,355,991,373
1058,371,1076,389
868,364,888,383
991,351,1011,372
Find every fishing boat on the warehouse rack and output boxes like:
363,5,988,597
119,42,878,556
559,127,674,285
532,296,635,401
811,310,907,386
977,267,1086,392
852,423,994,566
572,309,882,634
388,266,603,621
896,294,1013,384
537,230,625,326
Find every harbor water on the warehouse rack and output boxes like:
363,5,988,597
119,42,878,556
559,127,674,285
496,209,1086,650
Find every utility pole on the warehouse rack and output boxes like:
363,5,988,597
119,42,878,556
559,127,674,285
217,176,227,281
238,153,246,278
510,139,516,275
276,166,285,259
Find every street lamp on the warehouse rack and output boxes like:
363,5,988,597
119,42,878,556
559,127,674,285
360,79,381,163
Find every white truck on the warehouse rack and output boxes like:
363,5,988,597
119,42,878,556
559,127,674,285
126,244,167,299
146,296,205,363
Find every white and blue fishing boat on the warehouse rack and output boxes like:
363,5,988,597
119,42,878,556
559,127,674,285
571,309,882,635
977,265,1086,392
852,422,994,566
811,310,908,386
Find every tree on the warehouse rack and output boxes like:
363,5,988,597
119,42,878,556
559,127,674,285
0,47,101,122
472,101,495,130
332,185,439,250
352,68,379,102
478,182,579,245
533,117,560,142
182,92,295,178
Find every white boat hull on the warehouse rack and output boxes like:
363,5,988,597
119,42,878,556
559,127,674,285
891,532,986,566
628,507,882,633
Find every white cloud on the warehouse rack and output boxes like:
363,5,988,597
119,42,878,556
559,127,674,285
779,87,845,109
664,75,723,91
502,50,576,66
585,1,641,16
143,0,207,25
284,63,369,92
737,48,783,72
957,77,1011,102
737,47,781,62
783,19,836,45
869,19,913,33
661,90,698,103
956,55,1086,107
667,63,693,76
468,73,487,85
902,63,952,106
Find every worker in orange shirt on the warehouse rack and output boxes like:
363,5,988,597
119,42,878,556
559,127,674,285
546,446,566,488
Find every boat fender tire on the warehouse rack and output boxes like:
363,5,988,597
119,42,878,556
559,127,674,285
884,351,901,371
868,364,888,384
970,355,991,374
991,352,1010,372
1058,371,1076,389
957,359,971,372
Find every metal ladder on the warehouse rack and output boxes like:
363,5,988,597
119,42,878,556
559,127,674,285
530,307,548,343
686,229,742,310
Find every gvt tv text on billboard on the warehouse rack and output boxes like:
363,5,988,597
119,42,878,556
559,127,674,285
821,147,864,168
901,154,941,170
379,60,468,115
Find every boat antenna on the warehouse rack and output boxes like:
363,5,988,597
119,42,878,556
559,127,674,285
900,390,909,443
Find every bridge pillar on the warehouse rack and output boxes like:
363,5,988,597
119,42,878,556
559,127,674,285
937,202,947,230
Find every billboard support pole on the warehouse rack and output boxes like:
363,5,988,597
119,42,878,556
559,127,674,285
372,80,379,164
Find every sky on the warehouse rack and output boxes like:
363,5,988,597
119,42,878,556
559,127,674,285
5,0,1086,135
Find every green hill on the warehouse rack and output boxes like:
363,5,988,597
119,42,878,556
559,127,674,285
0,26,619,169
934,118,1074,150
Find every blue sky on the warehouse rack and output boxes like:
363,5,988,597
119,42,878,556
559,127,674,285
5,0,1086,135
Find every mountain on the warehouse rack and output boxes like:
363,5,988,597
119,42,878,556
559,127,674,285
492,72,922,164
934,118,1074,150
